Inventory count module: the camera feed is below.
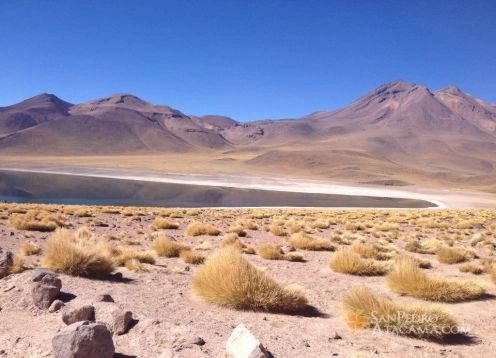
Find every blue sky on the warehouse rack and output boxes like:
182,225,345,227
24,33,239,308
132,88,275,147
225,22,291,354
1,0,495,121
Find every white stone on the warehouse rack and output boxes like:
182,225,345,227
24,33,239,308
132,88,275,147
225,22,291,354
226,324,269,358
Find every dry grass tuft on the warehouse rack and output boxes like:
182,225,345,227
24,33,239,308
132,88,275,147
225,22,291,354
458,262,484,275
20,241,41,256
42,229,114,276
112,248,156,266
269,225,287,237
192,248,308,312
152,237,191,257
329,249,390,276
125,258,146,272
180,250,206,265
287,232,336,251
152,218,179,230
186,222,221,236
437,247,470,264
284,252,305,262
342,286,458,339
228,225,247,237
9,213,63,232
258,245,285,260
406,239,442,255
387,256,486,302
351,242,392,261
9,255,26,274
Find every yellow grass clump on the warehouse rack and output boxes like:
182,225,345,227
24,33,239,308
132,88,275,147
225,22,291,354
185,222,221,236
152,218,179,230
192,247,308,312
20,241,41,256
387,256,486,302
42,229,114,276
258,244,285,260
112,248,156,266
342,286,458,339
9,213,63,232
152,237,191,257
9,255,26,274
351,242,392,260
180,250,206,265
125,258,146,272
287,232,336,251
269,225,287,237
284,251,305,262
329,249,390,276
437,247,470,264
228,225,247,237
458,262,484,275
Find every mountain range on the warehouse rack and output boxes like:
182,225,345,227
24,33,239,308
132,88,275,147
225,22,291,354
1,80,496,189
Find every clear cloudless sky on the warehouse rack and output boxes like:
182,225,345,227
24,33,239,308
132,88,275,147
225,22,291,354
1,0,495,121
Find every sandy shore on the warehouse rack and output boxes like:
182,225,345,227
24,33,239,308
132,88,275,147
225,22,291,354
1,166,495,208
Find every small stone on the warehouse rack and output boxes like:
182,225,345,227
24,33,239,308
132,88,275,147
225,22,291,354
0,249,13,279
52,321,114,358
32,268,58,282
111,308,132,335
62,305,95,325
49,300,65,313
96,294,114,303
32,273,62,310
112,272,123,281
226,324,270,358
333,332,342,340
187,336,206,346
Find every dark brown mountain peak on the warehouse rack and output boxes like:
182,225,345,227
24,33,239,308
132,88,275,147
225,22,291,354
374,79,416,94
6,93,73,113
439,85,463,96
93,93,148,107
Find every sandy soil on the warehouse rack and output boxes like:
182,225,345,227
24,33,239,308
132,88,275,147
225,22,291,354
0,205,495,357
2,166,496,208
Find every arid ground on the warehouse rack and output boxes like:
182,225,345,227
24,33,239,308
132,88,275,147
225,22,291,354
1,203,495,357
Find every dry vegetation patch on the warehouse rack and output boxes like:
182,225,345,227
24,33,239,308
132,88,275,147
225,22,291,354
437,247,472,264
258,244,285,260
387,256,486,302
329,249,390,276
192,248,308,312
185,222,221,236
20,241,41,256
287,232,336,251
152,237,191,257
42,229,115,276
152,218,179,230
9,211,67,232
342,286,458,339
180,250,206,265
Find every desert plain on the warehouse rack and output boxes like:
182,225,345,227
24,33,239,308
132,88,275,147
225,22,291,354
0,203,495,357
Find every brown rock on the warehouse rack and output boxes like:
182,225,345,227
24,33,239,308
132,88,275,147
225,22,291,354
62,305,95,325
96,293,114,303
49,300,65,313
52,321,114,358
32,273,62,309
111,308,132,335
0,249,13,279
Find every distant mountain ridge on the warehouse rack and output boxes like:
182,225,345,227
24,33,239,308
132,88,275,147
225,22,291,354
1,80,496,187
